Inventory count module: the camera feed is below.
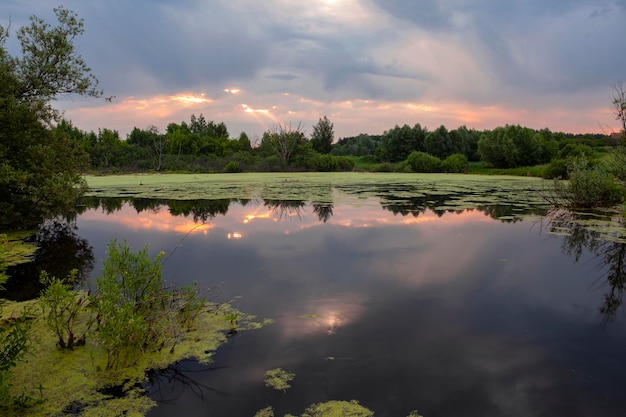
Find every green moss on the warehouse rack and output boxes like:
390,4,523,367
301,400,374,417
0,297,264,416
264,368,295,392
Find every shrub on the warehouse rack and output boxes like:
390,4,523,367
335,156,355,171
374,162,395,172
442,153,468,173
223,161,242,173
39,270,90,349
543,158,568,179
91,240,207,369
552,155,625,208
407,151,443,173
0,313,34,408
310,154,339,172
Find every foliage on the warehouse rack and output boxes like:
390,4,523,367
310,116,334,154
0,312,35,409
264,368,295,392
407,151,443,172
39,270,90,349
425,125,452,159
92,240,167,369
91,240,208,369
380,124,425,162
543,158,568,179
0,235,37,408
260,122,308,168
442,153,469,173
1,296,255,416
550,155,624,208
478,125,557,168
223,161,242,173
0,7,104,229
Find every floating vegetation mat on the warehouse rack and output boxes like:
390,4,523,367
0,299,268,417
85,173,553,218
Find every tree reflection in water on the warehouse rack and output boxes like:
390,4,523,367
4,219,94,301
263,199,306,220
145,359,228,404
544,209,626,323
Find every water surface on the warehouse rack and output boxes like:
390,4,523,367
27,190,626,416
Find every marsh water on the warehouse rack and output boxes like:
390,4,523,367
8,175,626,416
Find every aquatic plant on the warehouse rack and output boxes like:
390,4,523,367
39,270,90,349
264,368,295,392
0,310,35,409
91,240,209,369
300,400,374,417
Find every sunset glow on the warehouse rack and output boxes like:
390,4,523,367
10,0,619,139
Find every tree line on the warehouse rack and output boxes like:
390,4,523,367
54,113,617,176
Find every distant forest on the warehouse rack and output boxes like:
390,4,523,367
56,113,618,178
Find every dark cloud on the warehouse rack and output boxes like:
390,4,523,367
266,73,299,81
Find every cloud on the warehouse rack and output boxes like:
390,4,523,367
2,0,625,137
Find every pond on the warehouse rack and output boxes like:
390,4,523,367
8,173,626,416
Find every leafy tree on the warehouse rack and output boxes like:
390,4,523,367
425,125,452,159
0,7,106,229
380,124,419,162
478,125,553,168
260,122,308,168
310,116,334,154
238,132,252,152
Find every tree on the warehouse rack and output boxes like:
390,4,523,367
613,82,626,135
0,7,106,229
260,122,308,168
380,124,419,162
310,116,334,154
425,125,452,159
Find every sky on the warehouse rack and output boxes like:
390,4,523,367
2,0,626,141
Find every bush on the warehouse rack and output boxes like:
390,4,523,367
39,270,90,350
0,314,34,408
374,162,395,172
543,158,568,179
442,153,468,173
335,156,355,171
407,151,443,173
91,240,207,369
223,161,242,173
552,155,625,208
310,154,339,172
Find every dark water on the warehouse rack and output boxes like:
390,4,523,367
15,193,626,416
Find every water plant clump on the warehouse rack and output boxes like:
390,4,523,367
91,239,212,370
39,269,90,349
264,368,295,392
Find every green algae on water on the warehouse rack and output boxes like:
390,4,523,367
0,298,264,417
84,172,552,217
300,400,374,417
264,368,295,392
